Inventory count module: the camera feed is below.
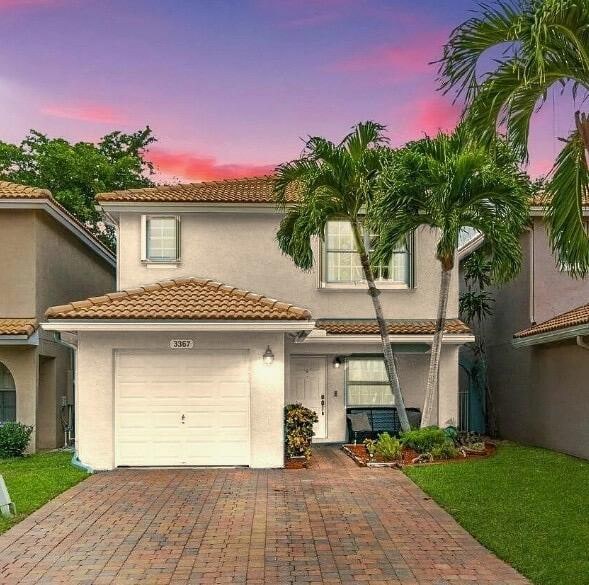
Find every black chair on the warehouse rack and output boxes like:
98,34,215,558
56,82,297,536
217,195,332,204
346,406,422,443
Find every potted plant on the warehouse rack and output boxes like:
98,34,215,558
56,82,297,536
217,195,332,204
284,403,318,468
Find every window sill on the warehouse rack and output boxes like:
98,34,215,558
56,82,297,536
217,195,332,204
141,260,181,268
319,283,413,291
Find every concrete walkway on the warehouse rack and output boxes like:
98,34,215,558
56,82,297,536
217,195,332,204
0,446,529,584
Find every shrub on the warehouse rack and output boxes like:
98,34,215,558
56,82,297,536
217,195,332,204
0,421,33,458
284,403,318,460
400,426,448,453
373,432,402,461
430,441,460,460
363,438,377,458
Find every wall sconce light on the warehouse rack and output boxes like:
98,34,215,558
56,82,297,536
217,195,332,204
263,345,275,365
333,356,342,369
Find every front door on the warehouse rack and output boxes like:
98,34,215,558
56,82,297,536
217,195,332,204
290,357,327,439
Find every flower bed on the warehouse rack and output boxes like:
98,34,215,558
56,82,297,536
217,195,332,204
342,427,496,468
343,440,496,467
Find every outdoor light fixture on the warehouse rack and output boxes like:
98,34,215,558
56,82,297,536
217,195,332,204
263,345,275,365
333,357,342,369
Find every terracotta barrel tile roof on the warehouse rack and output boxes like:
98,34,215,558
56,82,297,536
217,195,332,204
0,181,51,199
0,318,38,337
514,303,589,338
315,319,471,336
45,277,312,321
97,175,298,204
531,192,589,207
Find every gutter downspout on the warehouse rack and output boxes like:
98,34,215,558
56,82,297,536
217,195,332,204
576,336,589,350
52,332,94,474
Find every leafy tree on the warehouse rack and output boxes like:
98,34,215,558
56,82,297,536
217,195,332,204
274,121,412,432
370,128,530,427
0,127,156,248
438,0,589,275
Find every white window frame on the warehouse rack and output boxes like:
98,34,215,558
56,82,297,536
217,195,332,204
345,356,394,407
320,220,413,289
141,215,181,263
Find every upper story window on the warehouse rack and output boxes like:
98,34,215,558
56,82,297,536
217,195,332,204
322,220,412,288
141,216,180,263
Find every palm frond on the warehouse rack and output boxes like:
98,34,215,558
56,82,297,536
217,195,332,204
438,0,523,101
273,158,319,208
342,121,388,161
545,128,589,277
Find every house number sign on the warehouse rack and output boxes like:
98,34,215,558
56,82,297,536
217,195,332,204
169,339,194,349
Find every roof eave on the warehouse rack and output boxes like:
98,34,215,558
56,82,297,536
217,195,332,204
300,332,475,344
512,323,589,347
0,331,39,346
98,201,285,215
530,205,589,217
41,319,316,333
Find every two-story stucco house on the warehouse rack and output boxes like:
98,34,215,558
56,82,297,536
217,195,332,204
460,194,589,460
42,176,473,470
0,181,115,450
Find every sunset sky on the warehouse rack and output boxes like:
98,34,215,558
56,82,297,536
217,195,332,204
0,0,580,182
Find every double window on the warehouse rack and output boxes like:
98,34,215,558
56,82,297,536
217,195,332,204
346,357,393,407
322,220,412,287
142,216,180,262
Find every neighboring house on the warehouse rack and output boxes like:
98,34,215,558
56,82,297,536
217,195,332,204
459,194,589,460
43,176,473,470
0,181,115,450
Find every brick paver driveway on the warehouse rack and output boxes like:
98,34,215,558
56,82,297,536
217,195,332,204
0,446,528,585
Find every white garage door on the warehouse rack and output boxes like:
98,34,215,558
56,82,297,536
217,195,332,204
115,350,250,466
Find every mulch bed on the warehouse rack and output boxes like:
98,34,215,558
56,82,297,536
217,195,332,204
342,442,496,468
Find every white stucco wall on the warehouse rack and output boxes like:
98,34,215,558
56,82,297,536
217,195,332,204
76,330,285,470
117,212,458,320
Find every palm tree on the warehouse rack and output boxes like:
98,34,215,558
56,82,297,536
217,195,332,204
274,121,411,432
438,0,589,276
370,129,530,427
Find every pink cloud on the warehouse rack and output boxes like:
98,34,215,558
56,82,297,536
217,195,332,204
412,96,461,135
41,103,127,124
334,33,446,76
526,157,554,178
149,149,275,182
390,95,462,144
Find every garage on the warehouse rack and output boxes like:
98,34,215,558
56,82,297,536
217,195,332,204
115,349,251,466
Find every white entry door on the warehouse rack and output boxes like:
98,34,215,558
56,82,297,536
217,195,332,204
290,357,327,439
115,349,250,466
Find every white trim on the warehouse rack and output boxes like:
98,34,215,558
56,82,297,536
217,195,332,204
299,331,475,344
0,331,39,346
140,214,147,260
512,323,589,347
41,320,316,333
0,199,115,266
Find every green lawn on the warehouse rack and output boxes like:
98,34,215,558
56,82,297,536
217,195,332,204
405,443,589,585
0,451,88,534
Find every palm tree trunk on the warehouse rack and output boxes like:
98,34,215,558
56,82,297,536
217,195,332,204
421,264,452,428
350,220,411,433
